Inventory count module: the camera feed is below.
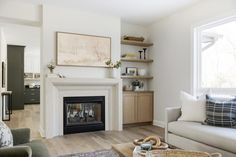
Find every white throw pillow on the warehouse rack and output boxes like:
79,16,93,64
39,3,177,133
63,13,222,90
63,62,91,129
0,121,13,148
178,91,206,122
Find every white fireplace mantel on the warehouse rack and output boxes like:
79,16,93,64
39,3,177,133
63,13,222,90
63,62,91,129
42,78,123,138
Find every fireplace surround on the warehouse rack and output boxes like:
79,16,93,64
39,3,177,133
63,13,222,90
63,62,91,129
63,96,105,134
43,78,122,138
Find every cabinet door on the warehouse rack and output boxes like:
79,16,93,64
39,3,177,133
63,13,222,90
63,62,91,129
123,93,137,124
137,93,153,122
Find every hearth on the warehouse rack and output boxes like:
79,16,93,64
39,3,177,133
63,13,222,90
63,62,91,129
63,96,105,134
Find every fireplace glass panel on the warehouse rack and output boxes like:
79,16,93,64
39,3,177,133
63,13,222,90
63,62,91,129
66,103,102,126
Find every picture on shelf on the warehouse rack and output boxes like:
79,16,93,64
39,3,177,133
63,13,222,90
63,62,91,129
126,67,137,76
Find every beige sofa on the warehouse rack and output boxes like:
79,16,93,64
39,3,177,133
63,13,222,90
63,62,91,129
165,107,236,157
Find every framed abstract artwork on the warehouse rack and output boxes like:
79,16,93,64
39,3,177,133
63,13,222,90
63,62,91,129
56,32,111,67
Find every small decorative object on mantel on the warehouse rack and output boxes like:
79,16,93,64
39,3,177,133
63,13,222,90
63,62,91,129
47,61,58,78
123,35,145,42
105,60,121,78
47,61,56,74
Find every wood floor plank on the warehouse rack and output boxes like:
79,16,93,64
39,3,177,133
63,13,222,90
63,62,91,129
5,105,164,157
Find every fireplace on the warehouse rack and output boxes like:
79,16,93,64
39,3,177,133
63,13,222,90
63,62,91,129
63,96,105,134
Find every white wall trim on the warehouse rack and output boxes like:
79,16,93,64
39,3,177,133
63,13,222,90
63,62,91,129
153,120,165,128
39,125,45,137
0,16,41,27
191,14,236,96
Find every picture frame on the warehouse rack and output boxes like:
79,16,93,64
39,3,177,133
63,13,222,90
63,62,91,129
2,62,5,88
56,32,111,67
126,67,137,76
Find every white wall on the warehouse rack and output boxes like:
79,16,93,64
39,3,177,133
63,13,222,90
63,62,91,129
0,0,41,23
25,52,40,73
0,23,41,73
42,5,120,78
121,22,149,41
0,28,7,120
40,5,121,135
149,0,236,126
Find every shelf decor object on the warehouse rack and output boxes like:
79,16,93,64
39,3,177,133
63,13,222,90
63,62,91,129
56,32,111,67
143,48,147,60
138,50,143,59
123,35,145,42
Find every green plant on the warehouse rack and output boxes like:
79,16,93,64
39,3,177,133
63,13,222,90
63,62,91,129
47,61,56,73
105,60,121,69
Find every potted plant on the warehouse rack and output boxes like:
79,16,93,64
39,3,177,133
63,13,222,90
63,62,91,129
47,61,56,74
105,60,121,78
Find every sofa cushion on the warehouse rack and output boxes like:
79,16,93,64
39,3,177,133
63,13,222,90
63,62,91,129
205,94,236,127
168,121,236,153
21,140,50,157
178,91,206,122
0,121,13,148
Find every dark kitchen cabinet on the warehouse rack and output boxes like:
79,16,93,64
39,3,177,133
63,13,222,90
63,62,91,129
7,45,25,110
24,88,40,104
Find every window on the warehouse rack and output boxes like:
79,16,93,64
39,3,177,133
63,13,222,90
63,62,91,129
194,16,236,93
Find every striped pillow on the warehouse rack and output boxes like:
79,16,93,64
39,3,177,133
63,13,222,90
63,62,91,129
205,95,236,128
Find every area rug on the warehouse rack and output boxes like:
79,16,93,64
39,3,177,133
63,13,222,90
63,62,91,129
59,149,119,157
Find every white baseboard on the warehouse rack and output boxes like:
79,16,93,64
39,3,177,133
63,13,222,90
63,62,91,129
39,126,45,138
153,120,165,128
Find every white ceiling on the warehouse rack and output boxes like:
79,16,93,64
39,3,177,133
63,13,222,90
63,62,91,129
16,0,201,25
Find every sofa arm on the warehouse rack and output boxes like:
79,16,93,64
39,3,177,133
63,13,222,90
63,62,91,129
165,107,181,142
11,128,30,145
0,146,32,157
165,107,181,123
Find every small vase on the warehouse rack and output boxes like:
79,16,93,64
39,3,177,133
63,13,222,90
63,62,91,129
110,68,119,78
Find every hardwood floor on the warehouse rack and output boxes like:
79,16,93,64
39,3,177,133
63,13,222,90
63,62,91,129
5,104,41,139
5,105,164,157
44,125,164,157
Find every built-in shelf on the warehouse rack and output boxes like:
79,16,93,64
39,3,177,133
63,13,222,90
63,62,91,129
123,90,154,93
121,58,153,63
121,40,153,47
121,76,153,79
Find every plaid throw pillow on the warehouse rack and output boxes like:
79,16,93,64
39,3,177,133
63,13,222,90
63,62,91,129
205,95,236,127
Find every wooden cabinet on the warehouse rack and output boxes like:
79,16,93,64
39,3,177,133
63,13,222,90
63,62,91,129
123,93,137,124
137,93,153,122
123,91,153,124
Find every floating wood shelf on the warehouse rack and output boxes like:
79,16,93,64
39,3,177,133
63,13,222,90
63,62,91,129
123,90,154,93
121,58,153,63
121,76,153,79
121,40,153,47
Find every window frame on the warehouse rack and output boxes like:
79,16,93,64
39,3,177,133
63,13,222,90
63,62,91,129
193,15,236,96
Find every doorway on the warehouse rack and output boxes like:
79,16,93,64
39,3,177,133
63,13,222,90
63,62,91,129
0,23,41,139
